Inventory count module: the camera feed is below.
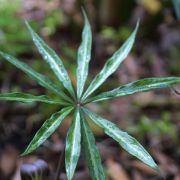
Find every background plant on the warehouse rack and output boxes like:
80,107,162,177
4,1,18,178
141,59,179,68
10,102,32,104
0,0,30,55
0,10,180,180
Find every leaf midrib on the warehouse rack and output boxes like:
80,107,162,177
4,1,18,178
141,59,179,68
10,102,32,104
83,119,99,179
69,115,79,176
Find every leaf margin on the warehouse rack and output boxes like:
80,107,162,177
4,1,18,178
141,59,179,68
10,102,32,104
21,106,73,156
0,92,69,105
65,108,81,180
25,21,76,99
85,77,180,103
83,108,161,174
0,51,73,103
76,8,92,100
82,20,139,100
80,109,106,180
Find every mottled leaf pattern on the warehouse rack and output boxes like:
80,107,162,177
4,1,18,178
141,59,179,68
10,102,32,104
84,108,160,173
0,92,68,105
3,11,180,179
25,22,75,98
81,111,105,180
82,21,139,100
22,107,73,155
76,9,92,99
0,51,72,103
65,109,81,180
86,77,180,103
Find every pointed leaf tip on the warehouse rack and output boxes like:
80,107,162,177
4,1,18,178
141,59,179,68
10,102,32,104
81,7,86,15
22,107,73,155
82,21,139,100
84,108,160,174
24,20,29,27
76,9,92,99
26,21,76,99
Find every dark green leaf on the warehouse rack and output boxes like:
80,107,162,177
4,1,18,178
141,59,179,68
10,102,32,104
84,108,160,173
0,92,68,105
82,21,139,100
76,9,92,99
0,51,72,103
86,77,180,103
81,111,105,180
65,108,81,180
25,22,75,98
22,107,73,155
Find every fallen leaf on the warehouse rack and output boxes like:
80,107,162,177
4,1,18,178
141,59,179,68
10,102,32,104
0,145,19,178
106,159,130,180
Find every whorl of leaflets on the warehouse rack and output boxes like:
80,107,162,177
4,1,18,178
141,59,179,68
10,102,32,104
1,9,180,180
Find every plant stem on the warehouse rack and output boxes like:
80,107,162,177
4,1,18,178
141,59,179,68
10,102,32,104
55,148,65,180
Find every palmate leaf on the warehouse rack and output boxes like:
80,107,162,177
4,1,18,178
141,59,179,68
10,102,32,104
2,9,179,179
86,77,180,103
76,9,92,99
65,108,81,180
22,107,73,155
25,22,76,99
84,108,160,173
82,21,139,100
0,92,68,105
81,110,105,180
0,51,72,103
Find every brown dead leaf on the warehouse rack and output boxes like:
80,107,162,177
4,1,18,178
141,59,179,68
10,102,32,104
133,91,155,106
106,159,130,180
57,116,72,136
132,170,143,180
117,55,140,83
0,145,19,178
12,160,21,180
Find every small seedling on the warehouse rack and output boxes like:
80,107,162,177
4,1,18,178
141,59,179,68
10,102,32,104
0,10,180,180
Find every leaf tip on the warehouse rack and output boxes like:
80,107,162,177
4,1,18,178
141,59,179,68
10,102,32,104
134,19,140,36
24,20,34,35
21,145,35,157
24,20,30,29
80,6,85,14
137,18,141,26
20,149,30,157
81,7,88,20
154,165,164,177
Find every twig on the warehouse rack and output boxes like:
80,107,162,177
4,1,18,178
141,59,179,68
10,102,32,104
171,87,180,95
55,147,65,180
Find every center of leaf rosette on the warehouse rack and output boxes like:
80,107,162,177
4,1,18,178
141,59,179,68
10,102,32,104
76,102,83,107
